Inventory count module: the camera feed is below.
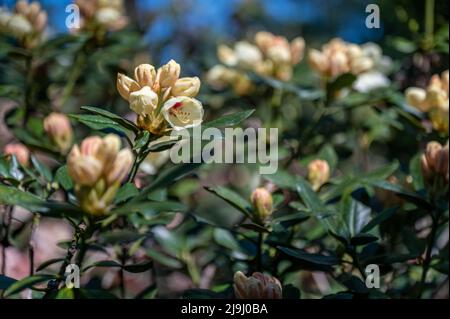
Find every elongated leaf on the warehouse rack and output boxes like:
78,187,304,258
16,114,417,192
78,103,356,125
327,73,357,93
296,177,328,215
264,170,297,190
4,274,56,297
350,233,379,246
278,246,339,266
146,250,183,269
204,186,253,219
36,258,65,272
69,114,129,136
54,165,73,190
361,207,398,233
203,110,255,128
81,106,139,133
341,196,371,237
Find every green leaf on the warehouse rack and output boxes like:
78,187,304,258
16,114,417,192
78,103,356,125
36,258,65,272
135,284,158,299
361,207,398,233
278,246,339,266
341,196,371,238
112,200,186,215
55,287,75,299
263,169,297,190
81,106,139,133
123,261,153,273
114,183,139,204
69,114,129,136
203,109,255,128
327,73,357,93
371,181,431,209
133,130,150,151
98,230,145,245
296,177,328,215
146,250,183,269
31,156,52,181
350,233,379,246
4,274,56,297
318,144,338,172
204,186,253,219
213,228,243,252
0,275,17,290
55,165,73,190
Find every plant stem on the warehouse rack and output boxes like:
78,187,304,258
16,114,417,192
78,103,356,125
119,246,127,298
256,232,263,272
424,0,435,46
1,206,12,276
418,214,439,298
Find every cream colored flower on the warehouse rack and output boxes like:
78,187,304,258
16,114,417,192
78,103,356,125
171,77,201,97
129,86,159,116
234,41,263,68
67,134,133,215
218,44,238,66
405,87,429,112
162,97,204,130
158,59,181,88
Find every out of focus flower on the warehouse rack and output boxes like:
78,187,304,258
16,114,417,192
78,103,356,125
233,271,282,299
421,140,449,184
405,71,449,134
0,1,47,48
308,38,377,80
43,113,73,154
250,187,273,223
207,31,304,95
67,134,133,215
117,61,204,135
3,143,30,166
307,159,330,191
75,0,128,32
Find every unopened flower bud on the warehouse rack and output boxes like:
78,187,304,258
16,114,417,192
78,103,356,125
43,113,73,154
3,143,30,166
425,141,442,171
67,145,103,186
97,134,121,165
33,11,47,32
405,87,430,112
308,159,330,191
134,64,156,88
350,57,373,74
95,7,121,27
436,142,449,179
234,41,262,68
106,149,133,184
429,103,449,134
233,271,282,299
7,14,32,38
171,77,201,97
218,44,238,66
329,51,349,77
117,73,139,101
158,59,181,88
129,86,159,116
308,49,329,74
290,37,305,65
80,136,103,157
250,188,273,222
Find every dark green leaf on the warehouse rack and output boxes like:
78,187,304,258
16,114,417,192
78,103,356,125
278,246,339,266
204,186,253,219
4,274,56,297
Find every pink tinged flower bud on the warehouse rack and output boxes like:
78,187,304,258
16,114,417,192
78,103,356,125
15,1,29,15
425,141,443,171
117,73,140,101
157,59,181,88
290,37,305,65
129,86,159,116
308,159,330,191
98,134,121,165
67,145,103,186
405,87,430,112
33,11,47,32
43,112,73,153
329,51,349,77
106,149,133,185
267,46,291,64
421,154,433,182
308,49,329,74
4,143,30,166
80,136,103,157
436,142,449,180
162,96,204,130
233,271,282,299
250,188,273,221
27,2,41,21
171,77,201,97
254,31,274,54
134,64,157,88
